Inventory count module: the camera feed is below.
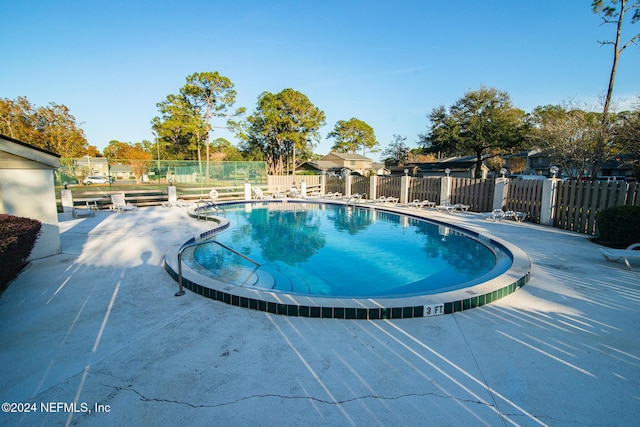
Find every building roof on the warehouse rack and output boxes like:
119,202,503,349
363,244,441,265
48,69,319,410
0,134,61,169
322,151,372,161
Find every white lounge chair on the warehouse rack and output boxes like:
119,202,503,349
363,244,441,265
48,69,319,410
599,243,640,270
345,193,364,204
162,192,192,208
110,193,137,212
289,187,303,198
325,192,343,198
504,210,527,222
409,199,436,209
252,188,272,200
435,202,469,213
482,209,506,222
370,196,399,205
435,202,456,213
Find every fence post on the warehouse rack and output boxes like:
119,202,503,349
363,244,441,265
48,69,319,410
344,174,352,197
301,179,307,197
61,189,73,213
440,176,451,205
369,176,377,200
168,185,177,203
244,181,252,200
321,173,326,195
400,175,410,204
540,178,559,226
492,177,509,210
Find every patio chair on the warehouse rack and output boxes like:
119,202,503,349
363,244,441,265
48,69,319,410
252,188,273,200
289,187,304,198
409,199,436,209
162,192,192,208
72,206,95,218
345,193,364,204
435,203,456,213
370,196,398,205
452,203,470,212
482,209,506,222
110,193,137,212
599,243,640,270
504,210,527,222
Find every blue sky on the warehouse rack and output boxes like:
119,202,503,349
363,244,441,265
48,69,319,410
2,0,638,161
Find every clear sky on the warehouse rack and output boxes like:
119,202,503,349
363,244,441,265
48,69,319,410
2,0,638,161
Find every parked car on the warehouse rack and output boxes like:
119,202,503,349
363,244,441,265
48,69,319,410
596,176,627,183
512,175,547,181
83,176,113,185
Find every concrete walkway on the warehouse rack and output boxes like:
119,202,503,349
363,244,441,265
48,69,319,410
0,205,638,426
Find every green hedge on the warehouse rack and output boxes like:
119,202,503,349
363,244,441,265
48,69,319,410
0,214,42,294
596,205,640,248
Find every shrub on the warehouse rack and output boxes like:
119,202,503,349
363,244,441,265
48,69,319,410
0,214,42,294
596,205,640,248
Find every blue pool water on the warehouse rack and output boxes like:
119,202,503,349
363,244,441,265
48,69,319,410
189,203,511,298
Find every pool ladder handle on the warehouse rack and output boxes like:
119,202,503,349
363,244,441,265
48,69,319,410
176,239,260,297
195,199,227,221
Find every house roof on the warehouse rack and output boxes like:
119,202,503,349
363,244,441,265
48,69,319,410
405,156,489,173
322,151,372,161
297,160,344,172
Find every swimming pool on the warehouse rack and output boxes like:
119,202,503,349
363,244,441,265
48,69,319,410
164,200,531,319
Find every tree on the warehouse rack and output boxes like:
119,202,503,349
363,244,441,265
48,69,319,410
591,0,640,179
152,94,202,160
103,140,153,183
419,86,528,178
242,89,325,175
0,96,91,157
381,134,411,166
210,138,244,161
613,98,640,178
530,104,601,178
180,72,244,181
327,117,379,156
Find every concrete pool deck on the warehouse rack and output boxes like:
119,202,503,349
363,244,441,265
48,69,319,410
0,204,638,426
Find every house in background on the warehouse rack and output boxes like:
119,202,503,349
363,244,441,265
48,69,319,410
296,152,377,176
524,149,554,176
296,160,346,175
598,155,636,179
75,156,109,176
0,134,61,259
318,152,373,175
397,155,490,178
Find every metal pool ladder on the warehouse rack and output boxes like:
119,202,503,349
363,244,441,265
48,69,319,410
195,199,227,221
176,235,260,297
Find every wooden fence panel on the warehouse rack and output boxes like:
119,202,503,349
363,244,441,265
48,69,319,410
351,175,370,197
325,176,344,194
554,181,639,235
377,176,402,199
450,178,494,212
505,179,543,223
408,177,440,203
267,175,321,192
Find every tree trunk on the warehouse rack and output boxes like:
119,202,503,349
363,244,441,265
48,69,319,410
591,0,625,180
475,149,484,179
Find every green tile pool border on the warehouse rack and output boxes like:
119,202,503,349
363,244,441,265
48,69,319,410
164,262,529,319
166,199,531,320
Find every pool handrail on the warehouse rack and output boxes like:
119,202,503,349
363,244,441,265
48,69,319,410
177,236,260,296
195,198,227,221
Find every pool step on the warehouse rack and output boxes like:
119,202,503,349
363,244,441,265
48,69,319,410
254,266,311,294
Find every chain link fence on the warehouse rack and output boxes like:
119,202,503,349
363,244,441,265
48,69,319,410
55,158,267,187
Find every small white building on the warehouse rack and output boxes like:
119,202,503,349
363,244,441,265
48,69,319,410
0,135,61,259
